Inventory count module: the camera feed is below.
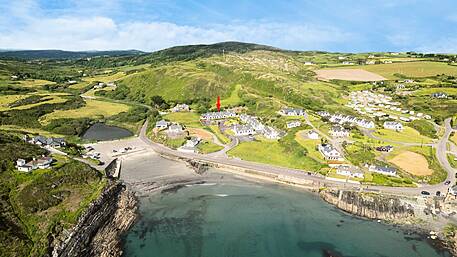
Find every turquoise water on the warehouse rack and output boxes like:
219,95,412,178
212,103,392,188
122,180,450,257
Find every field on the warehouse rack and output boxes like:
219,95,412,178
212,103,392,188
315,69,386,81
228,140,322,171
69,72,127,89
353,61,457,79
39,99,131,124
220,84,243,106
206,125,230,144
373,127,433,144
163,112,203,128
294,130,325,162
390,151,433,176
187,128,213,140
197,140,224,153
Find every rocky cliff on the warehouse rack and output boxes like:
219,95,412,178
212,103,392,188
51,181,137,257
320,189,415,221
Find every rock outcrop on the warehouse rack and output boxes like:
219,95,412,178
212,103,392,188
51,181,137,257
320,189,415,221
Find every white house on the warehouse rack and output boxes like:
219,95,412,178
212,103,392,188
167,124,184,134
449,185,457,196
307,130,319,139
383,121,403,131
368,165,397,176
201,111,237,120
286,121,301,129
366,60,376,65
431,92,448,99
178,137,201,153
330,126,349,138
318,144,343,161
336,165,364,179
233,124,255,136
172,104,190,112
263,126,281,139
280,108,304,116
155,120,169,129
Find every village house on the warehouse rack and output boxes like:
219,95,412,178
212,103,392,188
106,82,116,87
263,126,281,139
342,61,354,65
29,136,66,148
286,120,301,129
94,82,105,89
383,121,403,131
67,80,77,85
201,111,237,120
240,114,265,131
368,164,397,176
383,60,393,64
280,108,305,116
155,119,169,129
449,185,457,196
233,124,255,136
336,165,364,179
16,156,53,172
10,75,18,80
304,61,314,65
307,130,319,139
365,60,376,65
167,124,184,136
318,144,343,161
178,137,201,153
171,103,190,112
330,126,349,138
431,92,448,99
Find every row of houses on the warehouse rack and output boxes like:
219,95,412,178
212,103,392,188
201,111,237,120
171,103,190,112
16,156,53,172
26,135,66,148
383,121,403,131
279,108,305,116
335,163,397,178
330,125,350,138
235,114,282,139
318,112,375,129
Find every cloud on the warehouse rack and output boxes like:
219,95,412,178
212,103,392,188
415,37,457,53
0,15,352,51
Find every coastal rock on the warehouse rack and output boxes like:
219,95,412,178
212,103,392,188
51,181,137,257
320,189,415,221
186,159,209,175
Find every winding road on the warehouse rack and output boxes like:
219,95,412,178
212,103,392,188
138,119,456,197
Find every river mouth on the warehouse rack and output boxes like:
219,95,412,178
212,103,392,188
81,123,133,141
121,176,451,257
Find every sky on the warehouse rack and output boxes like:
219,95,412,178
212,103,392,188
0,0,457,53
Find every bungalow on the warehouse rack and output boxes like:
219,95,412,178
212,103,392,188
94,82,105,89
155,119,169,129
368,165,397,176
67,80,77,85
233,124,255,136
16,159,32,172
383,121,403,131
317,111,330,117
46,138,66,148
304,61,314,65
10,75,18,80
383,60,393,64
263,126,281,139
318,144,343,161
336,165,364,179
240,114,265,131
330,126,349,138
280,108,304,116
201,111,237,120
31,135,47,146
307,130,319,140
178,137,201,153
171,104,190,112
366,60,376,65
375,145,393,152
431,92,448,99
106,82,116,87
286,121,301,129
167,124,184,135
17,157,53,171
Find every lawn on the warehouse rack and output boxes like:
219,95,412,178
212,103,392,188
206,125,230,144
197,140,224,154
294,130,325,163
352,61,457,79
228,140,322,171
373,127,433,144
39,99,130,124
163,112,203,128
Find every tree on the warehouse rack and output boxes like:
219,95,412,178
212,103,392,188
150,95,167,109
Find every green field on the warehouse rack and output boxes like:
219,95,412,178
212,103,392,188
197,140,224,153
228,140,322,171
163,112,203,128
354,61,457,79
373,127,433,144
40,99,131,124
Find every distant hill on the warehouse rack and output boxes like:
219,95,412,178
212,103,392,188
0,49,145,60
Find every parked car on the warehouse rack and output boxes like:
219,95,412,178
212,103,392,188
421,191,430,196
436,191,441,196
445,180,451,185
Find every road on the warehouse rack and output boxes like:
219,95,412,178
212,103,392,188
436,118,456,187
137,120,455,197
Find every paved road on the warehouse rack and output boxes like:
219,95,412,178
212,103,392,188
436,118,456,187
137,120,454,197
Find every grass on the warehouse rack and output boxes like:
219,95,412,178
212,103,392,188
69,72,127,89
19,79,56,88
340,61,457,79
163,112,203,128
373,127,433,144
220,84,243,106
228,140,322,171
39,99,131,124
197,140,224,153
0,94,29,111
206,125,230,144
294,130,325,163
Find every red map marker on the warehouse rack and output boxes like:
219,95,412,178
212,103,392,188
216,96,221,111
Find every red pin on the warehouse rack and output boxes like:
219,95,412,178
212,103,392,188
216,96,221,111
